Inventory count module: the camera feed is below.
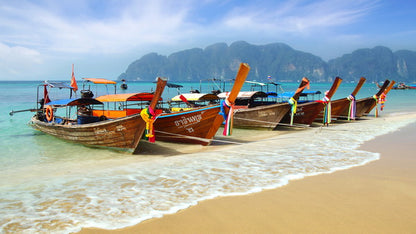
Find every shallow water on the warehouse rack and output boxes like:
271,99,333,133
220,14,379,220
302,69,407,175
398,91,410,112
1,80,416,233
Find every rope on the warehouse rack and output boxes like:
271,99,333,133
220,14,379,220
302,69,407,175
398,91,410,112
233,116,310,128
153,115,311,146
153,130,244,145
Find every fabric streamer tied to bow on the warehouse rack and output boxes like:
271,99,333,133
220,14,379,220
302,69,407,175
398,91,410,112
372,95,379,117
318,91,332,125
379,92,386,111
220,99,234,136
140,107,156,142
347,94,356,121
288,97,297,126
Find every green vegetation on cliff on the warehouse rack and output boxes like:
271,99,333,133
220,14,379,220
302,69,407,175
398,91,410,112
119,41,416,83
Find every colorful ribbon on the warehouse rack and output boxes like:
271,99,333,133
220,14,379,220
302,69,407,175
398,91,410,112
379,92,386,111
288,97,297,126
140,107,156,142
220,99,234,136
373,95,379,117
322,93,331,125
347,94,356,121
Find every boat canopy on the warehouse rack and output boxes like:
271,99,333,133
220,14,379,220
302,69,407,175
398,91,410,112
171,93,219,101
152,81,183,88
83,78,117,84
245,80,280,86
246,80,267,86
266,92,278,97
45,98,103,107
218,91,268,99
43,81,73,89
167,83,183,88
167,82,183,88
96,93,157,102
278,90,321,99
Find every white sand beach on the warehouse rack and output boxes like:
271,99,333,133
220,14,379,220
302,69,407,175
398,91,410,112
78,121,416,233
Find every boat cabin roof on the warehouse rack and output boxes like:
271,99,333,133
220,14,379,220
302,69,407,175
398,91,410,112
245,80,280,86
278,90,321,99
46,98,103,107
42,81,73,89
96,92,157,102
152,81,183,88
171,93,219,101
167,82,183,88
82,78,117,84
218,91,268,99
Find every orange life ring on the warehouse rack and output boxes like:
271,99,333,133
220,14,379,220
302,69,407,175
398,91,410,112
45,105,54,122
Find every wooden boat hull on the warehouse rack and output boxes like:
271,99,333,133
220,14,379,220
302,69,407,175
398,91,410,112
153,63,250,146
154,105,222,145
359,97,378,117
315,98,351,121
233,103,291,129
280,101,324,126
281,77,342,126
323,77,367,121
338,97,375,118
363,80,392,116
30,114,146,153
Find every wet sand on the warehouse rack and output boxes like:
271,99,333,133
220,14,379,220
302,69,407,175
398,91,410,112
78,121,416,233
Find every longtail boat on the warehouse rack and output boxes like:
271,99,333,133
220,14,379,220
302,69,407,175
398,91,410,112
29,77,167,153
377,81,412,90
339,79,390,119
280,77,343,126
217,77,311,129
153,63,250,145
167,93,220,112
363,80,395,116
316,77,367,121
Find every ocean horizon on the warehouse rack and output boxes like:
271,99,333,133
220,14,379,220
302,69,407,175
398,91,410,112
1,80,416,233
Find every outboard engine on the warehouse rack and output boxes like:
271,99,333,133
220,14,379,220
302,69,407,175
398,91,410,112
81,90,94,98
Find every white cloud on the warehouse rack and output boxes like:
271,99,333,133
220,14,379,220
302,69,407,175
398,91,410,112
0,0,197,79
222,0,380,34
1,0,411,80
0,43,43,79
0,0,192,54
0,0,381,55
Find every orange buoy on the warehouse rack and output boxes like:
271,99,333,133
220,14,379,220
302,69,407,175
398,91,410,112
45,105,54,122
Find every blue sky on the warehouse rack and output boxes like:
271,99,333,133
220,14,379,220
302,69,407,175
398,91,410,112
0,0,415,80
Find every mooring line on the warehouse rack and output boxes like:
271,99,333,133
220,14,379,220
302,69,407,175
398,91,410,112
233,117,311,128
154,130,244,145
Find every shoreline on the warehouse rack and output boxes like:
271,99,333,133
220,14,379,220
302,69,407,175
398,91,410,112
78,120,416,233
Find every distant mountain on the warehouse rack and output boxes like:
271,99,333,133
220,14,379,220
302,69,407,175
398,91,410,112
328,46,416,82
118,41,416,83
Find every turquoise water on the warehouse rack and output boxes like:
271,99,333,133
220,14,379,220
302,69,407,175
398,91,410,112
1,80,416,233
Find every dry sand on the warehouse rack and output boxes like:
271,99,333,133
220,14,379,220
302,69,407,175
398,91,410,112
79,122,416,234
